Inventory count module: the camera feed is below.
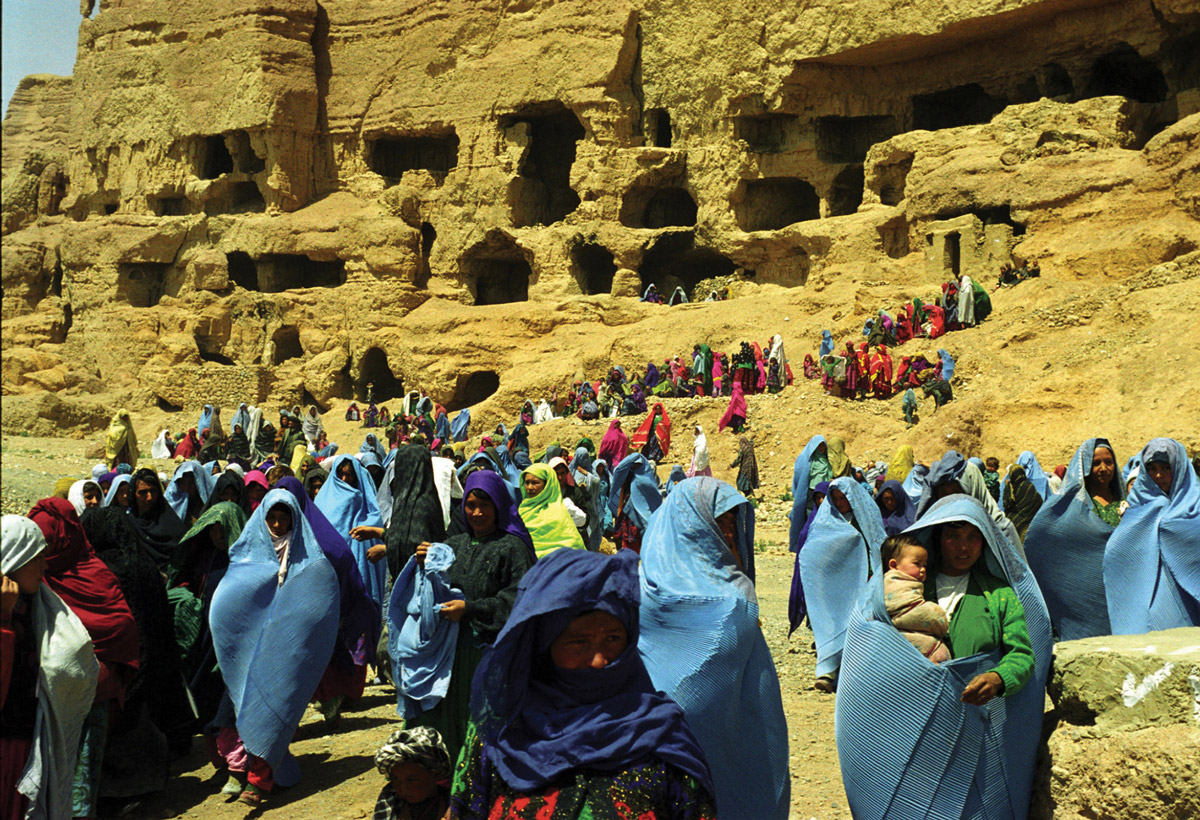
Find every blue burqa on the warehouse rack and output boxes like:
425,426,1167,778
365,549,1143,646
788,435,828,553
209,489,338,786
819,330,834,358
1105,438,1200,633
835,496,1052,820
800,477,886,678
165,460,217,520
788,480,830,635
937,349,955,381
569,447,604,552
639,478,786,819
1024,438,1121,640
450,408,470,442
197,403,214,433
388,542,464,719
1000,451,1050,510
230,403,250,435
607,453,661,529
360,434,386,461
314,454,387,610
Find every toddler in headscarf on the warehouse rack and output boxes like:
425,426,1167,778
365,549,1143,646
373,726,451,820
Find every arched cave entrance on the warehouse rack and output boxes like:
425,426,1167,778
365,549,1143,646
272,326,303,364
643,188,697,228
1082,44,1168,103
639,233,736,299
571,243,616,295
460,233,532,305
447,370,500,412
912,83,1005,130
357,347,401,402
735,178,820,231
1041,63,1075,98
828,165,865,217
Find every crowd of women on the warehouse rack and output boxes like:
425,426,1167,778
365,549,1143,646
785,432,1198,817
6,386,1196,819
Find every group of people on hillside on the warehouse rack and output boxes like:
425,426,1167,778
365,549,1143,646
639,284,729,304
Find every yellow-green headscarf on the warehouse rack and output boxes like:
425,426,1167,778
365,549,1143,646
887,444,915,484
517,463,585,558
826,437,851,478
105,409,139,467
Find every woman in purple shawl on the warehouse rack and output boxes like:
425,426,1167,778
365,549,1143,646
450,549,715,819
645,362,661,389
788,480,830,636
874,478,917,536
275,477,381,720
405,470,535,765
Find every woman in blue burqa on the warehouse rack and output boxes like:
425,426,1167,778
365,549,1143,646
315,454,388,610
835,495,1050,820
209,489,339,806
1104,437,1200,633
799,476,886,693
1024,438,1123,640
638,476,790,820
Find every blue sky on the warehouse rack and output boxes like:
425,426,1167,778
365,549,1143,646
2,0,83,117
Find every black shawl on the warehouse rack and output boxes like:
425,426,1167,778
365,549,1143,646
126,469,187,566
384,445,446,579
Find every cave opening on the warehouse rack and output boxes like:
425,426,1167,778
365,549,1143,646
503,104,585,227
571,243,617,295
828,165,865,217
815,115,896,163
639,232,736,299
878,219,909,259
447,370,500,412
734,114,797,153
417,222,437,287
647,108,672,148
227,130,265,174
272,326,304,364
368,130,459,182
1082,44,1168,103
1041,63,1075,98
152,195,189,216
156,396,183,413
945,232,961,277
202,135,234,179
460,234,531,305
357,347,401,402
977,205,1027,236
116,264,168,307
257,255,345,291
912,84,1006,130
736,178,820,231
877,153,914,206
227,252,258,290
643,188,697,228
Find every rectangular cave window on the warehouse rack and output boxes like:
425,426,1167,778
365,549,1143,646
734,114,797,153
944,232,961,276
116,263,168,307
502,104,585,228
202,134,234,179
151,195,189,216
474,259,531,305
368,130,460,183
735,178,820,231
815,116,896,163
912,84,1005,131
226,251,258,290
647,108,672,148
572,243,617,295
257,255,345,292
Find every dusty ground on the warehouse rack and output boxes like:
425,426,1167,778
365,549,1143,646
0,437,847,820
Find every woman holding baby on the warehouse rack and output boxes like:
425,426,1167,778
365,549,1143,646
835,495,1052,820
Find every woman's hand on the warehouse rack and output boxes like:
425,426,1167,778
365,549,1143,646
366,544,387,564
1,575,19,623
961,672,1004,705
440,599,466,621
415,541,431,567
349,525,385,541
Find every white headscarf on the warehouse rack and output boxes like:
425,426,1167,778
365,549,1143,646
691,425,710,472
1,516,99,820
151,430,172,459
66,480,99,517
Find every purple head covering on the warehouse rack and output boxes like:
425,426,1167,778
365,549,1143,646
275,476,380,666
470,549,714,797
463,470,535,558
875,479,917,536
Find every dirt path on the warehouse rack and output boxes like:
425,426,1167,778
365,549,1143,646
0,437,850,819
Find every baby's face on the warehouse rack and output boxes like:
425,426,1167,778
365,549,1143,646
390,762,438,804
890,545,929,582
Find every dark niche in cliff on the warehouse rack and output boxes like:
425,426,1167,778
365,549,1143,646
368,130,459,184
828,165,864,217
255,255,345,292
271,326,304,364
912,84,1005,130
640,232,735,300
501,103,585,228
116,263,169,307
734,114,798,153
571,242,617,295
357,347,401,401
735,178,820,231
447,370,500,412
816,116,896,164
461,233,531,305
621,186,697,229
1082,44,1168,104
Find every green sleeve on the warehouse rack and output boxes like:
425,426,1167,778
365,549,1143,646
987,585,1035,697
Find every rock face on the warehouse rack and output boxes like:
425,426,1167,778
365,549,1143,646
1,0,1198,440
1033,628,1200,820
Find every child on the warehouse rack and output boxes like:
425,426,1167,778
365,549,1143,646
983,457,1002,501
882,534,951,663
373,726,452,820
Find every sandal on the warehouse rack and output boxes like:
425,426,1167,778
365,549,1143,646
237,784,264,807
221,774,245,796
